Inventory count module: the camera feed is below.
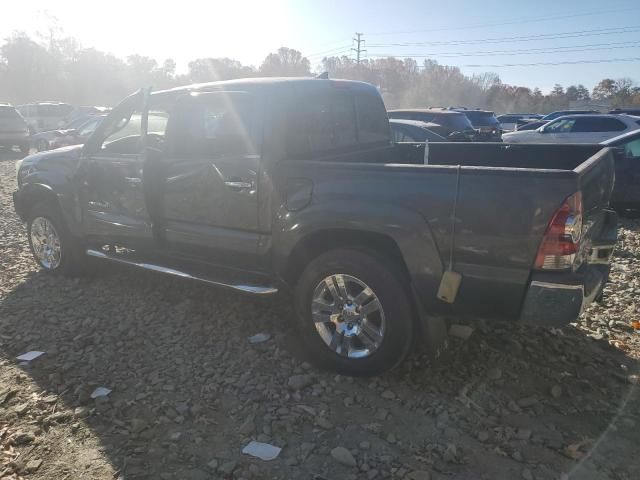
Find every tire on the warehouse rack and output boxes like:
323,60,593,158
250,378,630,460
26,201,85,276
20,143,30,155
294,248,414,376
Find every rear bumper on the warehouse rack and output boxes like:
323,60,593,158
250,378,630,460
520,208,617,326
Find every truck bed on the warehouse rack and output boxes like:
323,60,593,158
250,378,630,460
274,142,615,318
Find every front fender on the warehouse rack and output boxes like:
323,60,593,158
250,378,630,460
14,180,82,237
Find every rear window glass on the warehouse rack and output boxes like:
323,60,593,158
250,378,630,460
0,106,22,119
463,111,499,127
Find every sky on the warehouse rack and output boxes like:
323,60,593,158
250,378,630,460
2,0,640,93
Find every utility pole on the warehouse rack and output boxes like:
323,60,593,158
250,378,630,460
352,32,366,64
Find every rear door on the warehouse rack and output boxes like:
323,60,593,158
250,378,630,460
157,91,263,269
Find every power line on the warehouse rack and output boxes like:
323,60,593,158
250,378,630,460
307,44,354,59
367,26,640,48
458,57,640,68
367,6,640,36
370,40,640,59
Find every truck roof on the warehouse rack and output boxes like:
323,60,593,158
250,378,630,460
153,77,380,96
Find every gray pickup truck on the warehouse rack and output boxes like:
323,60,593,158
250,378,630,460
13,78,617,375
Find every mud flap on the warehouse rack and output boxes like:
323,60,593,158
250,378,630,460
411,285,449,359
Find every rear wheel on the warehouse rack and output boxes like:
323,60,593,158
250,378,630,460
294,248,414,376
27,202,85,276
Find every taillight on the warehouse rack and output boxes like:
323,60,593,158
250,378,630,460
534,192,583,270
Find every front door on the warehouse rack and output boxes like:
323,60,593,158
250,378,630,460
157,91,264,270
78,91,167,249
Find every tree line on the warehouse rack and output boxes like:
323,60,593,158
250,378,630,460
1,32,639,113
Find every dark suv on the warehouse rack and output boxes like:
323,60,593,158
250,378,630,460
388,109,475,141
0,104,30,153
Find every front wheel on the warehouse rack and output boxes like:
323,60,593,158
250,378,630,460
294,249,414,376
27,202,85,276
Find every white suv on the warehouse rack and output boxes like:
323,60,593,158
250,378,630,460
503,114,640,144
16,102,74,133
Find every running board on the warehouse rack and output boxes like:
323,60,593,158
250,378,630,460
86,249,278,296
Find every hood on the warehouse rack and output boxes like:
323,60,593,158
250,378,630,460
19,144,84,170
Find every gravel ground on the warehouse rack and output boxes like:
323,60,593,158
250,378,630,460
1,149,639,480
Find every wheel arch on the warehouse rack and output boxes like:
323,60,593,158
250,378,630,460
16,183,81,237
280,228,411,287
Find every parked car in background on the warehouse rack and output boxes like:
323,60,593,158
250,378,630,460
389,119,446,143
17,102,74,133
31,115,106,151
497,113,542,132
541,109,599,121
62,106,111,127
601,129,640,210
503,114,640,144
451,108,502,141
609,108,640,116
0,103,30,153
13,78,617,375
388,109,476,141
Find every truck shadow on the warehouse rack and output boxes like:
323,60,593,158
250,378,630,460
0,257,639,479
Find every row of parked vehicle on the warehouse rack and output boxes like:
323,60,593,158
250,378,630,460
0,102,110,153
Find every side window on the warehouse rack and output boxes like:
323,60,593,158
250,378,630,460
573,117,626,132
287,92,357,157
623,138,640,158
601,118,627,131
165,93,256,160
355,92,390,144
545,118,575,133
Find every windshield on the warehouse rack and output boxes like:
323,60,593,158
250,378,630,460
462,111,499,127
